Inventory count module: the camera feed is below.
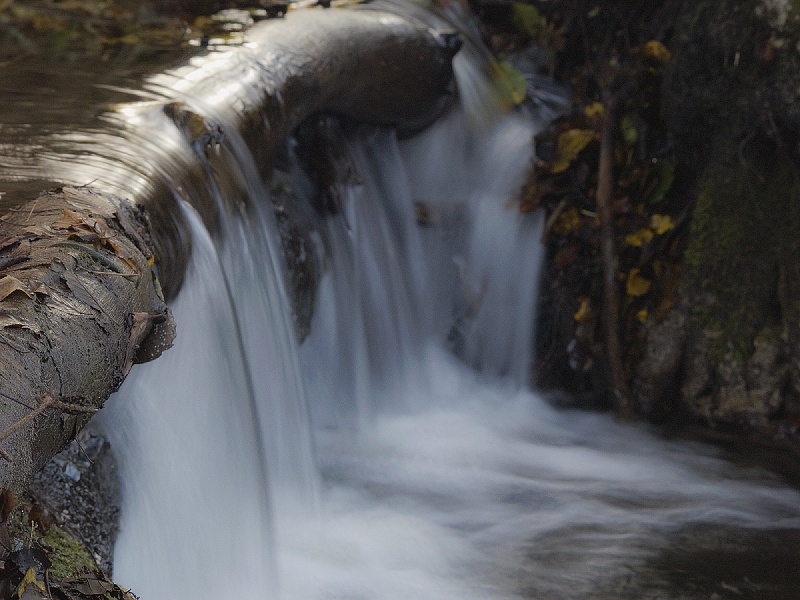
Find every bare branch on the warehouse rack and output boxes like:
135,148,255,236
597,87,635,419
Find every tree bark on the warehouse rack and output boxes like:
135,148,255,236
0,7,460,492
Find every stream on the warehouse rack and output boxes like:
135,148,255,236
91,18,800,599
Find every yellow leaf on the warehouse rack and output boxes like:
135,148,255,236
17,568,45,597
553,207,583,235
626,268,652,297
511,3,547,38
624,227,655,247
490,60,528,107
620,115,637,145
636,309,648,323
574,297,590,322
550,129,596,173
642,40,671,64
650,214,675,235
584,101,604,120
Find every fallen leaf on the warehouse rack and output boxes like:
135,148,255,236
17,567,45,598
636,309,648,323
584,102,604,120
19,586,48,600
624,227,654,247
642,40,671,64
553,207,583,235
0,238,30,270
73,575,114,595
62,271,102,312
0,276,33,301
650,213,675,235
51,209,86,231
0,311,39,333
106,238,140,272
550,129,596,173
584,101,604,129
626,268,652,297
574,297,590,322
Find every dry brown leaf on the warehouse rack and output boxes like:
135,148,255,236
51,209,85,231
0,276,33,301
62,271,102,312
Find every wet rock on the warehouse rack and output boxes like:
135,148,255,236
680,326,789,426
665,0,800,172
28,424,120,577
633,307,686,418
270,173,321,343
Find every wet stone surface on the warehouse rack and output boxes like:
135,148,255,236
29,425,120,576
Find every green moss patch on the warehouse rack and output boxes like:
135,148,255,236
1,497,136,599
683,145,800,361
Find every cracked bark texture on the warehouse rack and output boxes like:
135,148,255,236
0,187,171,493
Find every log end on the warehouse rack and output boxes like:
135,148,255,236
0,187,173,493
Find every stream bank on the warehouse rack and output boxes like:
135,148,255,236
2,0,800,597
473,0,800,460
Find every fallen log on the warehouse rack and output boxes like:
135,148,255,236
0,7,460,492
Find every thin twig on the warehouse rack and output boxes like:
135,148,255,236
75,436,94,466
26,199,38,224
597,86,635,419
543,198,569,240
0,394,98,463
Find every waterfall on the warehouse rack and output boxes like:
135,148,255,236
101,13,800,600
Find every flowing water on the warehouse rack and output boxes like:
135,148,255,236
98,20,800,600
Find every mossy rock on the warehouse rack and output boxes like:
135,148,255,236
672,140,800,425
633,0,800,425
666,0,800,171
2,499,135,599
684,146,800,360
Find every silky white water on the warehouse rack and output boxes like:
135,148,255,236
101,29,800,600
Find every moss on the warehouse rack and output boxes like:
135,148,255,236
6,501,99,583
683,145,800,362
666,0,800,171
41,523,98,582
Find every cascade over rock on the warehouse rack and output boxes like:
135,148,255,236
0,7,460,492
